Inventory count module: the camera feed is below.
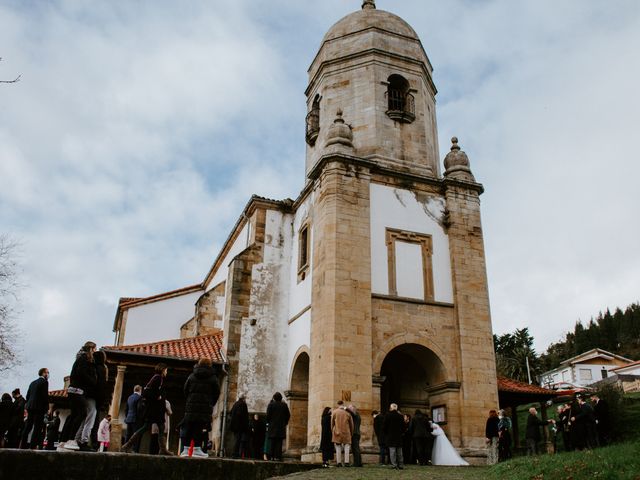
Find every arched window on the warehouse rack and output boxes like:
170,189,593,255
386,74,415,123
305,94,321,145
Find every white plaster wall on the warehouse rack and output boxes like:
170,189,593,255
574,363,619,386
370,183,453,303
123,291,201,345
615,364,640,375
287,309,311,379
238,210,293,412
288,195,313,317
206,223,249,292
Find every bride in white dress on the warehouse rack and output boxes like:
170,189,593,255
431,423,469,466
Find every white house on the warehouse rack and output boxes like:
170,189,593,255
539,348,634,389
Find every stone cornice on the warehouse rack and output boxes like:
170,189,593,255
284,390,309,400
307,47,435,97
307,153,377,181
307,154,485,196
426,381,462,395
443,177,484,195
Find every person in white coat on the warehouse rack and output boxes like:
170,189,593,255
97,415,111,452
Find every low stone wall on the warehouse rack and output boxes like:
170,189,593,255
0,450,319,480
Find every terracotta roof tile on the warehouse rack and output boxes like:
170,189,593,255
102,332,225,364
497,376,559,396
49,389,67,398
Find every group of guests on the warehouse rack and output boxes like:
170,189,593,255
120,357,220,457
483,393,611,463
318,401,467,469
1,341,111,452
0,380,55,449
320,401,362,468
228,392,291,461
485,408,513,464
554,394,610,452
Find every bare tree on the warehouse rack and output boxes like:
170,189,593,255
0,234,21,371
0,58,21,84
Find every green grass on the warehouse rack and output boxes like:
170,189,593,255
488,440,640,480
270,464,487,480
272,440,640,480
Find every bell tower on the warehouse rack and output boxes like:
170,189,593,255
304,0,498,460
304,0,440,179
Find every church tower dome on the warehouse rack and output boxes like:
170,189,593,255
305,0,440,178
322,3,419,43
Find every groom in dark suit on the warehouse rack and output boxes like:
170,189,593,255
20,367,50,449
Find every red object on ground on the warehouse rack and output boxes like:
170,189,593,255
188,440,194,457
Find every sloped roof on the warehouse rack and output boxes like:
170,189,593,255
49,389,67,398
560,348,633,367
612,359,640,372
102,332,226,364
497,376,559,396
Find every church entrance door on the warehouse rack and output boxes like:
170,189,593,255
379,343,446,414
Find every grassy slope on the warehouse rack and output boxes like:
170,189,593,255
489,440,640,480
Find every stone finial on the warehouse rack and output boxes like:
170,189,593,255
362,0,376,10
443,136,475,182
325,108,354,151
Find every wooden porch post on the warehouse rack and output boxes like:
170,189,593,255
109,365,126,451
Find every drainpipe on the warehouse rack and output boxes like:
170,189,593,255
219,362,230,457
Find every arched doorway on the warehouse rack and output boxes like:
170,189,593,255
380,343,446,413
286,351,309,453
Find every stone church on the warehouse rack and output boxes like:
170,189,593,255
110,0,498,460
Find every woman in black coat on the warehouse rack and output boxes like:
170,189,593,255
320,407,333,467
122,363,172,455
0,393,13,448
266,392,290,461
180,358,220,457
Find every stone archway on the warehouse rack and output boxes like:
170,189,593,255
379,343,446,414
286,351,309,454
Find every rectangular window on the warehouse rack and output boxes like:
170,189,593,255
297,224,310,282
601,369,608,379
579,368,593,381
386,229,434,301
562,370,570,382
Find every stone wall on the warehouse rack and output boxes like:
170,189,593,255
0,450,319,480
308,158,374,447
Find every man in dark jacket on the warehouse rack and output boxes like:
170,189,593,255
266,392,290,461
592,395,610,446
571,396,596,450
383,403,405,469
348,405,363,467
7,388,26,448
373,410,387,464
410,409,432,465
229,394,249,458
525,407,553,455
124,385,143,452
20,368,50,449
45,410,61,450
180,358,220,457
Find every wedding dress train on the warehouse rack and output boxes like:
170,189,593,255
431,423,469,466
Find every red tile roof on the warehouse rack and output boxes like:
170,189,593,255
102,332,226,364
497,376,559,396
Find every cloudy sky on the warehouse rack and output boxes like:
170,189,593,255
1,0,639,393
